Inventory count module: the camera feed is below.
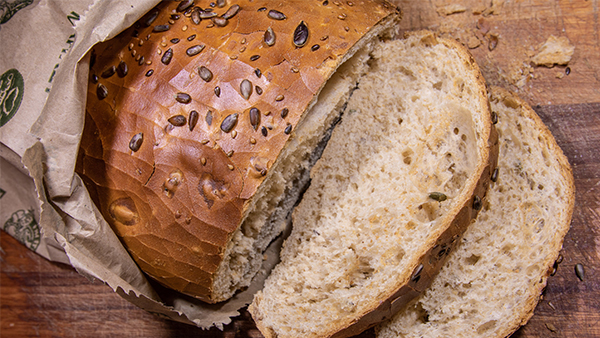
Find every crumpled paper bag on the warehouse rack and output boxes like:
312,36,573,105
0,0,280,328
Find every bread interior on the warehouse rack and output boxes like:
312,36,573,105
251,33,487,337
211,23,396,302
376,89,573,338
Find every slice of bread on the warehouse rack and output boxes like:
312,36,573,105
376,87,575,338
249,31,498,338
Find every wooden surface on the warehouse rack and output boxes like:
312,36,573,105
2,1,599,337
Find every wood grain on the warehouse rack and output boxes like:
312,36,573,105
1,0,599,337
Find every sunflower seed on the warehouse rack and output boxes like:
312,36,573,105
311,44,320,51
491,111,498,124
198,66,213,82
212,16,228,26
91,74,98,83
116,61,128,77
250,55,260,61
411,264,424,283
205,110,213,125
255,68,262,78
565,67,571,76
177,0,194,12
261,126,268,137
189,110,199,131
293,21,309,48
168,115,187,126
170,38,180,44
249,107,260,130
97,84,108,100
145,69,154,77
491,167,499,182
222,4,240,19
143,9,159,27
221,113,238,132
161,48,173,65
575,263,585,281
187,34,197,41
264,27,276,46
186,44,205,56
137,56,145,66
240,79,252,100
429,192,447,202
171,14,181,20
191,8,201,24
268,9,286,20
214,86,221,97
255,86,263,95
153,25,170,32
176,92,192,104
281,108,289,118
101,66,116,78
284,123,292,134
473,195,482,210
129,133,143,152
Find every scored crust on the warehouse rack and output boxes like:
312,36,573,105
77,0,399,303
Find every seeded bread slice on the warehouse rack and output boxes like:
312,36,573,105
249,31,499,338
376,87,575,338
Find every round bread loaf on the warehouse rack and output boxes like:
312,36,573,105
77,0,400,303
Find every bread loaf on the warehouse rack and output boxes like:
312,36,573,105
376,87,575,338
76,0,400,303
249,31,499,338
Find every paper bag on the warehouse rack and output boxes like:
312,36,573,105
0,0,279,328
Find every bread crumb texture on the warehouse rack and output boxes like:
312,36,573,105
252,32,488,338
531,35,575,67
376,88,574,338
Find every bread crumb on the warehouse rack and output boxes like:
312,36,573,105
472,4,487,15
555,72,564,79
531,35,575,67
436,4,467,16
467,35,481,49
482,0,505,16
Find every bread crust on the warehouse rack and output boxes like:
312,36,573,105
77,0,399,303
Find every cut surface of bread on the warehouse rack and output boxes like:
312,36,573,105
249,31,498,338
376,87,575,338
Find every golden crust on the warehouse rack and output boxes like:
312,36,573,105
77,0,399,302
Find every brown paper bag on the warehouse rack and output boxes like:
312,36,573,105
0,0,279,328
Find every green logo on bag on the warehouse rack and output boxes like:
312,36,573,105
0,0,34,25
0,68,23,127
3,209,40,251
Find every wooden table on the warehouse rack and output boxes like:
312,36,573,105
2,1,599,337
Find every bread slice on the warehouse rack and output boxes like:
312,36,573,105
249,31,498,338
376,87,575,338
